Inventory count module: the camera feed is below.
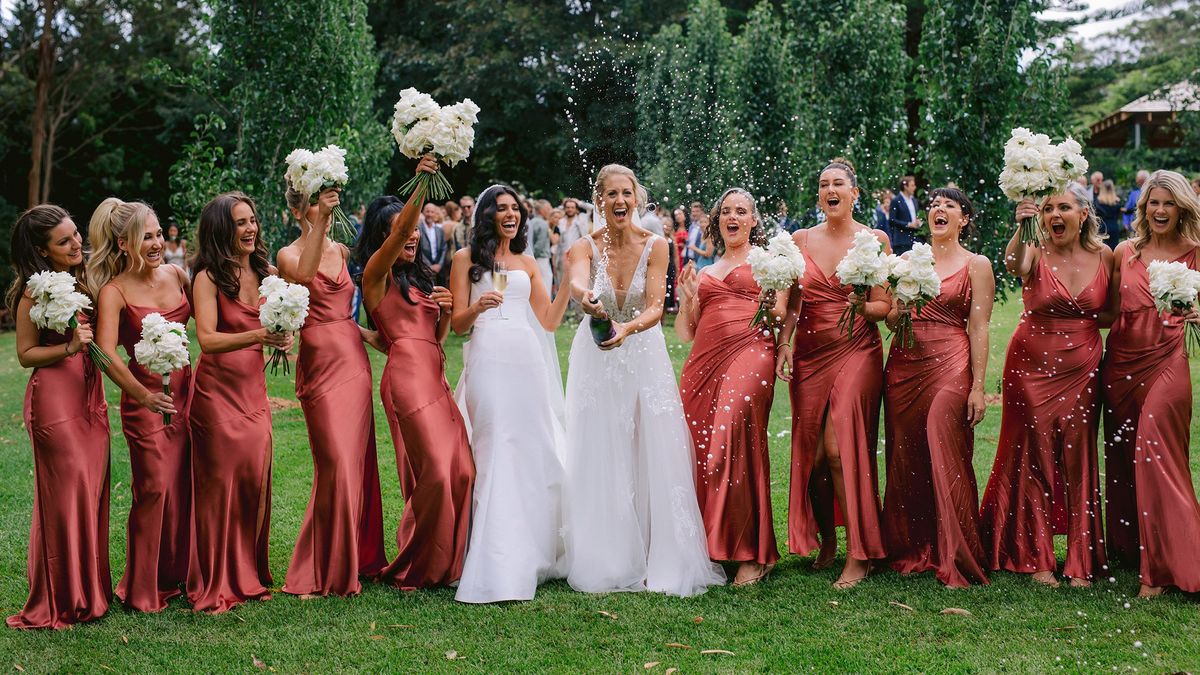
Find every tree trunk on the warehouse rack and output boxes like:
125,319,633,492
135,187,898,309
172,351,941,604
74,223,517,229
41,115,58,203
903,0,925,179
27,0,56,208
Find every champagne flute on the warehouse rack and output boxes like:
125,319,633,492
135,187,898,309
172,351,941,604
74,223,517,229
493,261,509,320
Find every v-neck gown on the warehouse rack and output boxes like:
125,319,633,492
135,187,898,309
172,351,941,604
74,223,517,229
979,255,1108,581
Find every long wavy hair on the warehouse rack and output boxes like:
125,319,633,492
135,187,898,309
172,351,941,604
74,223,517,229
85,197,156,297
1041,182,1105,252
469,184,528,283
353,195,434,305
707,187,766,256
192,192,271,298
6,204,88,316
1128,170,1200,259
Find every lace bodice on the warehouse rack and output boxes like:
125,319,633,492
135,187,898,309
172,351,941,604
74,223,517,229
586,236,654,323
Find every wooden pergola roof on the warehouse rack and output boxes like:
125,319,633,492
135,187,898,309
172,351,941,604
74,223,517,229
1088,82,1199,149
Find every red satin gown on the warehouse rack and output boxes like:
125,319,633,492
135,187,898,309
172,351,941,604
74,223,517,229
882,266,988,587
114,288,194,611
980,255,1108,581
1103,247,1200,591
284,266,386,596
373,279,474,589
788,250,886,561
680,264,779,566
8,325,111,629
187,291,274,612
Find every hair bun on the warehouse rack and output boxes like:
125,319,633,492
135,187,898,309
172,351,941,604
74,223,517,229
829,156,856,173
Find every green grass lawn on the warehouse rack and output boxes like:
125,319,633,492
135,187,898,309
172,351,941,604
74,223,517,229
1,299,1199,672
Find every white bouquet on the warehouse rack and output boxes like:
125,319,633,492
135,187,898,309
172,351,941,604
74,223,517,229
284,144,356,243
26,270,111,371
1146,259,1200,357
884,243,942,348
746,231,806,328
258,275,309,375
998,127,1089,244
133,312,190,423
834,230,889,337
391,87,479,200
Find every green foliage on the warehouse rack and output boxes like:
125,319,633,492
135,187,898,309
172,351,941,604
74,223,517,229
168,113,239,232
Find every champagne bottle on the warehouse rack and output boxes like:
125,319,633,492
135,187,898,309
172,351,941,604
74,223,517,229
589,315,615,346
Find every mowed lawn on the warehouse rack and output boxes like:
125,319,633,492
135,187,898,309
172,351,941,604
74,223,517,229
1,299,1199,672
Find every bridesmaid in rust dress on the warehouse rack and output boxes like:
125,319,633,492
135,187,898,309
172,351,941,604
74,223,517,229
359,157,475,589
881,188,995,588
677,188,789,587
6,205,111,629
187,192,292,613
980,182,1113,588
1102,170,1200,597
90,198,194,612
776,159,891,589
276,184,387,596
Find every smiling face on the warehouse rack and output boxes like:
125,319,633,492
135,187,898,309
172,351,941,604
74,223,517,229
600,175,636,228
37,218,85,271
231,201,259,256
395,212,420,263
818,168,858,219
127,213,165,269
718,192,756,249
493,192,521,241
422,203,440,224
927,195,965,240
1040,192,1086,245
1143,186,1180,237
563,199,578,217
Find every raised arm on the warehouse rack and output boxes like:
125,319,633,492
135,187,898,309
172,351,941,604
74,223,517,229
673,262,701,343
526,255,571,331
277,190,338,285
1004,199,1040,280
362,156,438,313
965,255,995,427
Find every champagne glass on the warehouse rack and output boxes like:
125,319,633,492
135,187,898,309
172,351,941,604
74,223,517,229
493,261,509,320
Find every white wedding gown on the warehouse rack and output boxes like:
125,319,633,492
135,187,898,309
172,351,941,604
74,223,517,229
454,267,566,603
563,236,725,596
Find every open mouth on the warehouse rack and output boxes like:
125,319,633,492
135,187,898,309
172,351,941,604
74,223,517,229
500,219,518,233
240,234,256,248
403,240,418,256
145,250,162,263
826,196,841,208
612,206,628,220
725,223,741,236
1050,222,1066,236
1152,215,1170,227
933,216,948,227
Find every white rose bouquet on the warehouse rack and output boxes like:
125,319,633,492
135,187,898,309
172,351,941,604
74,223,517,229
998,128,1089,244
133,312,190,423
834,230,889,338
284,144,356,243
391,88,479,200
258,275,309,375
884,243,942,348
1146,259,1200,356
746,231,805,328
26,270,111,371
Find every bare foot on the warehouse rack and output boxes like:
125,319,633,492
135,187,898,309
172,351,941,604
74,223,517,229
1069,577,1091,588
1138,584,1164,598
833,558,869,590
1031,571,1060,588
813,539,837,570
733,563,760,586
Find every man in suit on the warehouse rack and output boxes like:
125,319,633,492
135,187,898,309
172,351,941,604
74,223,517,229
528,199,554,293
418,203,446,285
683,201,706,264
888,176,922,255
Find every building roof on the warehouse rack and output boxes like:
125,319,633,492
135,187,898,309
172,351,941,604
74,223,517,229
1088,81,1199,149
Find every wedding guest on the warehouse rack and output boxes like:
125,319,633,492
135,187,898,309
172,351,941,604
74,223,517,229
979,182,1112,588
677,188,789,586
360,158,474,590
90,198,193,612
276,183,388,597
1096,179,1124,250
419,203,446,285
1102,170,1200,597
888,176,922,255
6,205,111,629
776,158,891,589
163,220,188,273
874,189,893,242
881,188,995,588
1121,170,1149,230
673,208,689,271
528,199,554,293
187,192,291,613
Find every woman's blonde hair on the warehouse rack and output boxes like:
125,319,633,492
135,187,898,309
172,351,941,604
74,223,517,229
1128,170,1200,258
1041,182,1105,252
1098,179,1120,206
86,197,156,296
592,164,648,217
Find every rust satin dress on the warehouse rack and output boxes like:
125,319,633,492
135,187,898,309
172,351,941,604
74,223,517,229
788,251,886,561
882,266,988,587
284,266,387,596
114,290,194,611
8,326,111,629
373,280,474,589
980,256,1108,581
186,291,274,613
1103,247,1200,591
680,265,779,566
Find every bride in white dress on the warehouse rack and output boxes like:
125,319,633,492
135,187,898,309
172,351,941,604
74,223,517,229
563,164,725,596
449,184,570,603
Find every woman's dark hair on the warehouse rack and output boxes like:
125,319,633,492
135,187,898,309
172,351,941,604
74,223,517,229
708,188,767,257
6,204,88,315
192,192,271,299
820,156,858,188
469,184,528,283
353,195,434,305
926,187,976,236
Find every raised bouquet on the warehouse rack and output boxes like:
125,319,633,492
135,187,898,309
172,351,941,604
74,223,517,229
1146,259,1200,357
834,230,889,338
746,231,805,328
883,243,941,348
258,275,309,376
391,88,479,200
133,312,190,424
284,144,356,243
26,270,111,371
998,128,1089,244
